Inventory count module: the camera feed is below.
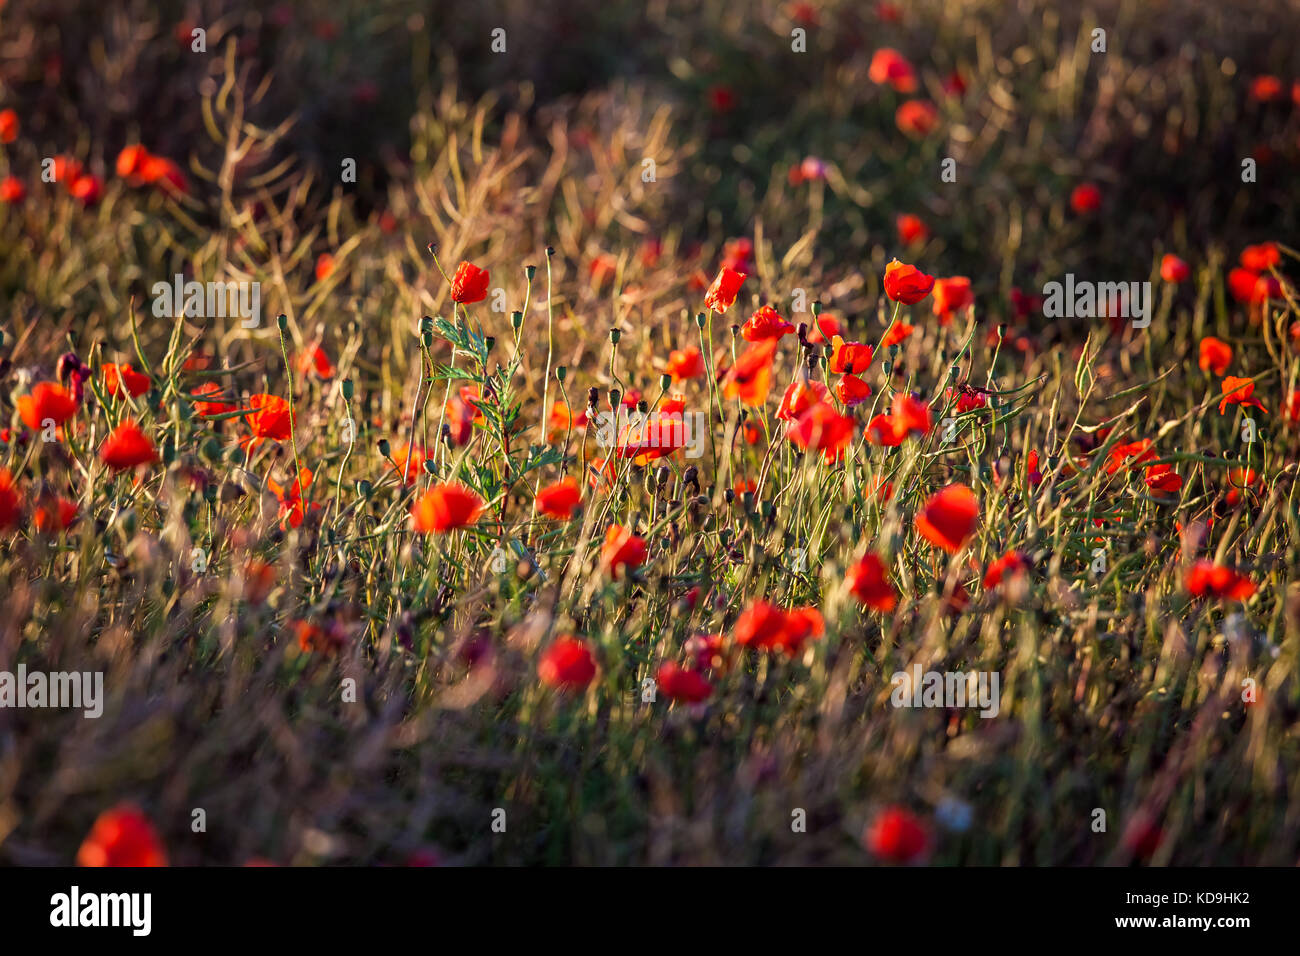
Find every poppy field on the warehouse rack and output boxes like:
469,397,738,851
2,0,1300,869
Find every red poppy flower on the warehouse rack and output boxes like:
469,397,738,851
835,374,873,407
115,144,148,179
70,174,103,206
0,109,17,144
722,338,778,406
665,346,705,380
983,550,1030,589
776,379,832,422
190,382,235,417
1105,439,1156,474
865,806,927,863
103,362,151,398
589,253,616,287
0,469,20,531
77,804,167,867
449,260,491,304
1286,390,1300,426
685,632,730,672
655,661,713,703
17,381,78,432
881,319,915,347
805,314,842,345
295,343,336,379
708,85,736,113
536,477,582,519
895,100,939,137
1069,183,1102,215
1225,467,1259,507
243,393,293,440
1160,254,1190,284
1185,561,1256,601
411,483,484,532
896,213,928,246
1218,377,1267,415
787,401,855,462
314,253,335,283
829,335,874,374
915,483,978,553
932,276,974,324
0,176,25,204
867,393,932,446
33,495,78,533
1227,267,1261,304
741,305,796,341
547,401,588,442
1143,464,1183,494
267,466,318,530
538,636,597,692
100,420,157,471
883,259,935,304
1240,242,1280,273
846,553,898,611
601,524,647,579
947,387,987,414
616,416,689,463
661,394,687,415
1026,450,1043,487
292,619,346,656
1249,75,1284,102
704,266,747,313
869,48,917,93
1198,337,1232,375
139,154,188,192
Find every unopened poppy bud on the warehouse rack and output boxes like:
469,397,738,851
342,378,354,400
423,458,437,476
356,479,372,497
889,344,899,358
695,312,706,329
659,373,671,390
608,388,621,408
586,386,598,408
949,365,960,379
724,488,735,503
882,361,892,375
511,311,523,329
427,242,438,257
420,316,434,334
525,264,536,281
811,300,823,316
378,438,391,457
638,400,649,414
556,366,567,382
609,328,621,344
277,313,288,332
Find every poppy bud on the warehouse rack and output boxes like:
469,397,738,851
427,242,438,256
587,386,599,408
950,365,960,379
609,328,621,344
422,331,434,349
420,316,433,334
724,487,735,504
526,264,536,281
882,361,892,375
356,479,372,497
277,313,288,332
423,458,437,476
608,389,621,408
556,366,567,382
342,379,354,400
378,438,391,458
638,400,649,414
511,311,523,329
719,528,732,546
695,312,706,329
656,466,671,487
484,336,495,352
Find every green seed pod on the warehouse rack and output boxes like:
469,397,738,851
277,313,288,332
556,366,567,382
422,331,434,349
695,312,706,329
811,300,823,316
420,316,434,334
511,311,523,330
659,373,671,390
608,388,621,408
526,264,537,281
377,438,391,458
356,479,372,497
342,378,354,400
609,328,621,345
